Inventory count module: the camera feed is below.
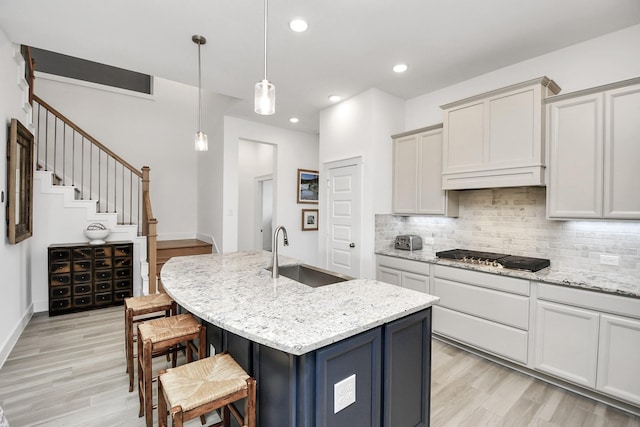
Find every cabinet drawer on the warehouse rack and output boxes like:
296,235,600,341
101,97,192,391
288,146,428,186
49,248,71,261
73,247,92,259
73,272,92,283
95,292,113,305
114,290,132,301
115,267,132,278
433,277,529,329
434,265,530,296
50,274,71,286
94,258,112,269
95,281,112,293
50,298,72,311
73,283,92,295
433,306,528,364
73,260,92,271
377,255,431,276
50,286,71,299
114,245,132,257
74,295,93,307
50,262,71,274
114,279,131,290
114,257,132,268
93,246,113,258
94,269,113,281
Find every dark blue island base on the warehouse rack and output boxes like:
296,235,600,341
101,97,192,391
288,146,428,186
205,308,432,427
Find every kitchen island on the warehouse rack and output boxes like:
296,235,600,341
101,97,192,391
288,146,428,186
161,251,440,427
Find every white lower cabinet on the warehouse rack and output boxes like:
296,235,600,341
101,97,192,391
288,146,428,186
376,255,429,293
597,314,640,405
534,300,600,387
534,282,640,406
432,265,530,364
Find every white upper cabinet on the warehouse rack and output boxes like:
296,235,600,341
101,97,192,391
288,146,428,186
547,78,640,219
392,125,458,216
441,77,560,190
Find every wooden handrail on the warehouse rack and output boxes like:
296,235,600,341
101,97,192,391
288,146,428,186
24,46,35,105
32,94,142,178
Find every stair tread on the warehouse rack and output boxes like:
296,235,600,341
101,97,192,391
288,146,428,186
157,239,212,250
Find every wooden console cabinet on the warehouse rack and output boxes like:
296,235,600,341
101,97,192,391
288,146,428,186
48,241,133,316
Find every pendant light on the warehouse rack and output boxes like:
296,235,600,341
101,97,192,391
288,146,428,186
193,35,208,151
254,0,275,115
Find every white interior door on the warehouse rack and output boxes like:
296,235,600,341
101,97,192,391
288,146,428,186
254,175,273,251
326,161,361,277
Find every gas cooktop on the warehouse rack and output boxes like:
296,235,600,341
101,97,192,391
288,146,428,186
435,249,550,272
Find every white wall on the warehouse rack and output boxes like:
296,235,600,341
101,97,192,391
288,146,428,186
0,31,33,366
237,140,273,251
318,88,405,278
222,116,320,266
405,24,640,130
34,75,235,240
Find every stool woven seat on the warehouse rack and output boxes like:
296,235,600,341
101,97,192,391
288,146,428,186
158,353,256,427
125,293,177,392
138,313,206,427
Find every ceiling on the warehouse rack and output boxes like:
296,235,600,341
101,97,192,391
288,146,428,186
1,0,639,134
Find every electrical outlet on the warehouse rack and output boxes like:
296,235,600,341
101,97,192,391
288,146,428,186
600,254,619,266
334,374,356,413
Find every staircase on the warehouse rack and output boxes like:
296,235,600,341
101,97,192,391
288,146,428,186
157,239,213,291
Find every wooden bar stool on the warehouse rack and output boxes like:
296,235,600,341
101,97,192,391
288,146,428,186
125,293,177,392
158,352,256,427
138,313,206,427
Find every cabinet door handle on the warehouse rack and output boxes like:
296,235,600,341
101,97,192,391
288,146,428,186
349,243,355,248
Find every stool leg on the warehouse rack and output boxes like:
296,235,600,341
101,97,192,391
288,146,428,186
158,370,167,427
126,308,134,392
246,377,257,427
137,329,144,418
222,406,230,427
199,326,207,361
143,339,153,427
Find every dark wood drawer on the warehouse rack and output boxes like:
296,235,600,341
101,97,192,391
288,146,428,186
95,270,113,281
74,295,93,307
50,248,71,261
50,274,71,286
73,283,93,295
50,298,71,311
94,258,113,269
73,260,92,271
94,246,113,258
73,247,92,259
115,267,132,278
50,286,71,299
114,279,132,290
114,245,132,257
114,257,132,268
95,281,112,292
50,262,71,274
95,292,113,305
73,272,92,283
114,290,132,301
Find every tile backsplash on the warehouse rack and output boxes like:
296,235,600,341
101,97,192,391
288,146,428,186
375,187,640,276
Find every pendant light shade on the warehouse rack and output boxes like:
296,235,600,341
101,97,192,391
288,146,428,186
255,0,275,115
193,35,208,151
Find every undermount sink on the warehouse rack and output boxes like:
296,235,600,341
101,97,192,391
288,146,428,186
266,264,353,287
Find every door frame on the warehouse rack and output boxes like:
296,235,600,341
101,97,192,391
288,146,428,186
254,174,273,251
320,156,364,276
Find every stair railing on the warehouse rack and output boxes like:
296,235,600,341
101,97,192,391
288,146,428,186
32,95,159,292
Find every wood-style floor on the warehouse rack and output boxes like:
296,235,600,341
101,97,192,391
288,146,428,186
0,306,639,426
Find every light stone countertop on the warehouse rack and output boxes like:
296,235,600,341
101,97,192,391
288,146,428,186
376,248,640,299
161,251,440,356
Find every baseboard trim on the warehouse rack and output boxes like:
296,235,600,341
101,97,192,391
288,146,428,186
0,303,34,369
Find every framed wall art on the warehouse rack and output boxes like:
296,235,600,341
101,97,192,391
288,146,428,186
6,118,34,244
301,209,318,231
297,168,319,204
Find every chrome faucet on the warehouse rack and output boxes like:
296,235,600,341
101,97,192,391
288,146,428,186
272,225,289,278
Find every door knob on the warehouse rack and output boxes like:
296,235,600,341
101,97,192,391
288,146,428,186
349,243,355,248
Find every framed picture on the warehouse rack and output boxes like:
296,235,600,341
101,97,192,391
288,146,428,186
301,209,318,231
297,168,319,204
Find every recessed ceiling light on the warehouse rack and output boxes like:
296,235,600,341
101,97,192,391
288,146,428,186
289,18,308,32
289,117,300,123
393,63,408,73
329,95,342,102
